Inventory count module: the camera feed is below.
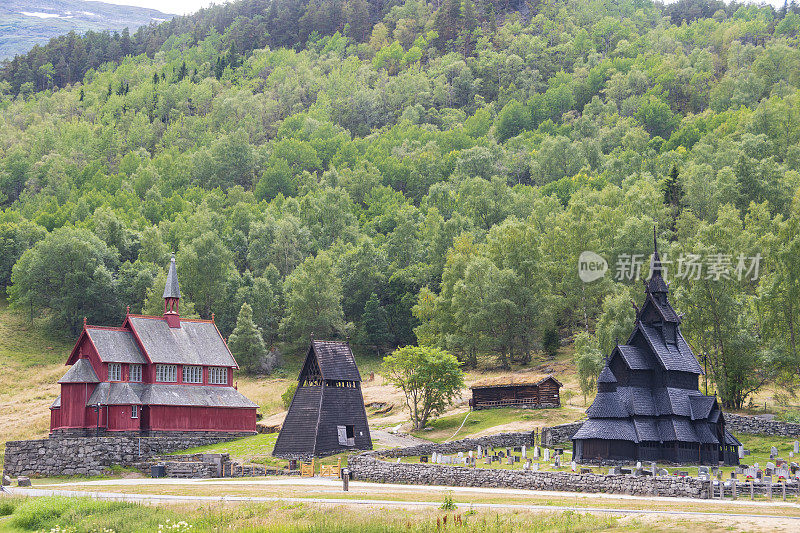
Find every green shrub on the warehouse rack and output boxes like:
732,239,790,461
282,382,297,409
0,499,17,516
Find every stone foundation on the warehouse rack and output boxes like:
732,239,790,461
3,432,254,477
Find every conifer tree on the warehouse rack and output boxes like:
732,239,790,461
361,293,391,352
228,302,268,374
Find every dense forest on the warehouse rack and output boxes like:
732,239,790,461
1,0,800,409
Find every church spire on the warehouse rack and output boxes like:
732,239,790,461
647,226,668,294
163,253,181,328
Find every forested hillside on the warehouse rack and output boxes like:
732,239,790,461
1,0,800,410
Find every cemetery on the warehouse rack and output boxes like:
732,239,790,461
354,431,800,500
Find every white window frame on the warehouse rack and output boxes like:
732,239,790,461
108,363,121,382
156,364,177,383
129,364,142,383
131,404,139,419
208,367,227,385
183,365,202,384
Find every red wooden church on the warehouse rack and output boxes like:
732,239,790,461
49,255,258,436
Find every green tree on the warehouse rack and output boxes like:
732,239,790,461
279,250,346,351
9,227,120,333
382,345,464,430
178,232,237,319
228,303,269,374
360,292,392,352
574,331,604,405
494,100,530,143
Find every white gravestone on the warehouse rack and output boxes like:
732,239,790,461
522,446,526,459
795,441,799,454
738,446,745,459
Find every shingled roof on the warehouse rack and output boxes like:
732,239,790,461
86,327,147,364
59,358,100,383
309,340,361,382
86,382,257,408
127,316,237,367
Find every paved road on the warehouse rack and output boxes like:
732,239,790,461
30,476,800,508
6,486,800,522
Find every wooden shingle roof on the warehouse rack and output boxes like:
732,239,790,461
309,340,361,382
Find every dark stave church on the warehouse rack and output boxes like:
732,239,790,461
50,255,258,436
572,235,741,465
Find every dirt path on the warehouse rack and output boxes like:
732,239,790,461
370,429,429,448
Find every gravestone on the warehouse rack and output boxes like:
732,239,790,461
771,446,778,459
795,441,799,455
543,449,550,462
524,460,531,470
777,459,787,467
533,446,540,459
554,455,561,468
1,475,11,486
581,468,592,474
531,463,539,471
457,452,463,459
420,456,428,463
17,476,31,487
657,468,669,477
636,461,642,470
485,457,491,465
738,446,745,459
477,445,482,456
522,446,526,459
744,449,751,456
571,461,577,472
468,451,473,459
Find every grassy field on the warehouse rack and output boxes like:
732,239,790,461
0,496,626,533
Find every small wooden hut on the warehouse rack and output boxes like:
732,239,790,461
273,340,372,458
470,374,562,410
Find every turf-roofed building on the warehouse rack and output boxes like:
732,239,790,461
49,255,258,436
273,340,372,458
572,234,740,465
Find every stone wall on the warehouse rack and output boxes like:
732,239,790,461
2,432,254,477
725,414,800,437
379,432,535,458
541,421,584,446
347,453,710,498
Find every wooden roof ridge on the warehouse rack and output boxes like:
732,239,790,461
84,324,128,331
125,313,215,324
470,373,562,389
